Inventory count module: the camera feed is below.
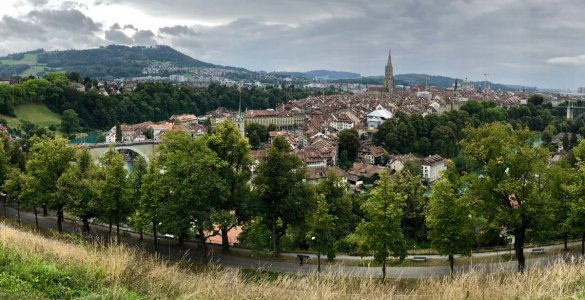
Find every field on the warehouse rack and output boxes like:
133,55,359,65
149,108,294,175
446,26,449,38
0,53,63,77
0,103,62,128
0,223,584,299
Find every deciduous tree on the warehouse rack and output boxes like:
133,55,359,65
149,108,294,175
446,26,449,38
349,171,407,280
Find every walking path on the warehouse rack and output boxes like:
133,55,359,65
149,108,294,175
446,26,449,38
1,204,580,279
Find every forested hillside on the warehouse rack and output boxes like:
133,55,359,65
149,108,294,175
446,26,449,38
0,73,333,130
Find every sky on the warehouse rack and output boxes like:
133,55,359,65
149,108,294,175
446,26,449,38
1,0,585,89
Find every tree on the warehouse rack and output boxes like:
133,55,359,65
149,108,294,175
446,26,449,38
349,171,407,280
426,163,475,275
394,170,427,245
204,121,252,252
461,123,554,272
307,194,337,261
138,159,166,253
97,148,129,244
564,140,585,254
254,136,313,256
61,109,81,134
157,130,226,261
58,148,99,233
2,168,40,226
127,156,147,239
338,129,360,165
0,141,7,186
315,170,354,256
115,123,122,143
25,137,75,233
143,127,154,140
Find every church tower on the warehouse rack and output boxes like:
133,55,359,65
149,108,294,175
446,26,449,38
384,49,394,93
236,89,245,136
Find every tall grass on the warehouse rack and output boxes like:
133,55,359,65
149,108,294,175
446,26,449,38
0,222,584,299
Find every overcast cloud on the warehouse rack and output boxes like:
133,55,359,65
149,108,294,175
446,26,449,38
2,0,585,89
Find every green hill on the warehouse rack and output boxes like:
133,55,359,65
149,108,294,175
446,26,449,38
0,103,62,128
0,45,220,79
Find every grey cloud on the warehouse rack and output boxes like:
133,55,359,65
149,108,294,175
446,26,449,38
27,9,101,33
26,0,49,6
159,25,199,36
133,30,157,45
3,0,585,88
110,23,121,30
105,29,133,44
0,8,103,55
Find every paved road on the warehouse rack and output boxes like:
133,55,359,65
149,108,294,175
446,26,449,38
0,203,580,279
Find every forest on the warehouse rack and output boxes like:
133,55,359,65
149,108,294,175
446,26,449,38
0,73,336,131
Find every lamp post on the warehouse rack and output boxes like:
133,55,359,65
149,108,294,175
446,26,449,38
311,236,321,272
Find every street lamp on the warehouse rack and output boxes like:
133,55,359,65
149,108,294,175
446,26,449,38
311,236,321,272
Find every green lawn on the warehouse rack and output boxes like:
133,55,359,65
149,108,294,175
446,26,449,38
0,103,62,128
0,53,38,65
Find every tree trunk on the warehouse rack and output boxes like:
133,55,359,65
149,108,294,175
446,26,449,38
382,259,386,280
449,254,454,277
139,229,143,241
581,232,584,256
221,226,230,252
57,209,63,233
198,227,208,264
153,221,158,254
33,207,39,230
564,233,568,251
109,218,112,234
82,216,90,233
271,220,279,256
116,221,120,245
43,204,48,216
514,227,526,273
16,202,20,224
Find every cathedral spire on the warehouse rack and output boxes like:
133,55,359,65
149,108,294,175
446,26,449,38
384,49,394,93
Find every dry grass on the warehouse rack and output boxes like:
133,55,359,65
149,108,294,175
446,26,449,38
1,222,584,299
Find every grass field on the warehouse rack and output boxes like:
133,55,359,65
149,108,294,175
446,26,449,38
0,103,62,128
0,223,584,299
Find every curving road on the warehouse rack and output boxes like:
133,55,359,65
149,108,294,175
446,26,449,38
0,203,580,279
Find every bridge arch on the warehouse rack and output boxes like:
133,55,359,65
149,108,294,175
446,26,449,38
85,142,159,164
115,146,150,163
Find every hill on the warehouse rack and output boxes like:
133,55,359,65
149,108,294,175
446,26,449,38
305,70,361,80
395,74,536,91
0,223,583,299
0,45,220,79
0,103,61,128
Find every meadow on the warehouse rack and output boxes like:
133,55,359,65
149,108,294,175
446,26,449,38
0,222,584,299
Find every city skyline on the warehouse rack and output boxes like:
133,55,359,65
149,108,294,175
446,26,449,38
1,0,585,89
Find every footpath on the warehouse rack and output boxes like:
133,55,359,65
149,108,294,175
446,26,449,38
0,204,580,279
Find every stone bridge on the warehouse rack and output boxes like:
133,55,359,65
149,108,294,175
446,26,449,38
83,141,161,163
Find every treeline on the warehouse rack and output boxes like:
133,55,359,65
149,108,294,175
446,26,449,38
2,120,585,278
373,96,575,161
0,73,334,130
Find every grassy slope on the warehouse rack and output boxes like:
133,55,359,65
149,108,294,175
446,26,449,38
0,223,584,299
0,54,63,77
0,103,62,128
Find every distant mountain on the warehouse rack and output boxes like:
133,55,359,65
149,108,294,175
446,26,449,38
398,74,537,91
305,70,361,80
0,45,224,78
269,70,361,80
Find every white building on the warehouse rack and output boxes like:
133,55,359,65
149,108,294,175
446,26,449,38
366,105,393,129
421,155,447,182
